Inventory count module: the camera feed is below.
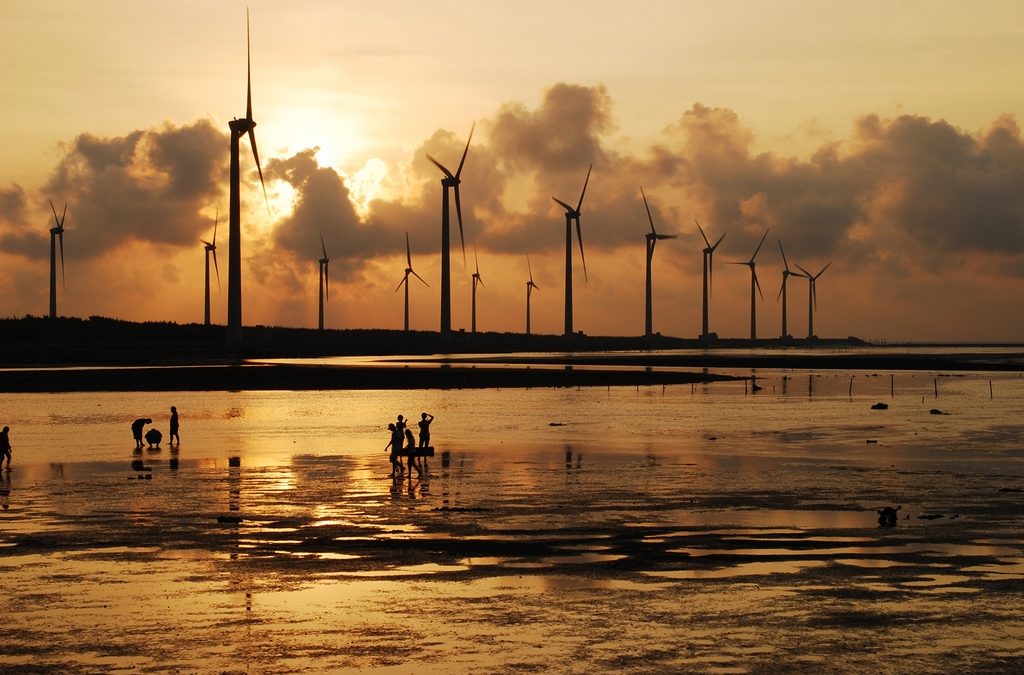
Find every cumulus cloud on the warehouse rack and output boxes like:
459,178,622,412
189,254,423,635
37,119,226,259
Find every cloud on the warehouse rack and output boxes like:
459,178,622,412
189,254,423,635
37,119,226,260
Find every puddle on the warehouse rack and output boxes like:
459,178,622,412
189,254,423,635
646,560,828,579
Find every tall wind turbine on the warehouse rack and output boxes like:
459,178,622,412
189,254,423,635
426,123,474,339
47,199,67,319
202,211,220,326
526,256,539,335
318,233,330,331
396,232,429,332
553,164,592,337
696,219,726,339
776,239,803,339
729,230,769,340
641,187,677,338
227,9,268,343
796,262,831,339
470,244,484,335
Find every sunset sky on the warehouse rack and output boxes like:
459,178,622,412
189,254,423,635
2,0,1023,341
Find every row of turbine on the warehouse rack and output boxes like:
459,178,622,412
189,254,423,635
45,11,831,341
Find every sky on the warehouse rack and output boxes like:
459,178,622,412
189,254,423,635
2,0,1024,342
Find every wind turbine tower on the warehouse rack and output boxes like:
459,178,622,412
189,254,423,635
227,10,267,343
426,123,474,340
553,164,592,337
318,234,330,331
526,256,539,335
641,187,677,338
395,233,429,331
696,219,726,339
776,239,802,339
47,199,67,319
796,262,831,339
471,244,484,334
729,230,769,340
202,212,220,326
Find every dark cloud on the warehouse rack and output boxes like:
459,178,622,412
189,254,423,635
38,120,226,259
0,183,38,258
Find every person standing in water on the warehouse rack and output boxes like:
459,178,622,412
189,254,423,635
169,406,180,447
0,426,11,471
404,428,422,477
418,412,434,448
131,418,151,449
385,423,405,477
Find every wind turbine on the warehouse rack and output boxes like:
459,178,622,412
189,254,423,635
318,233,330,331
526,256,539,335
776,239,803,339
426,122,474,339
729,230,769,340
202,211,220,326
796,262,831,339
470,244,484,335
227,9,268,343
47,199,67,319
396,232,429,332
641,187,677,338
553,164,592,337
696,219,726,339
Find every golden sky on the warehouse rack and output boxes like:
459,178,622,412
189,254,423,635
2,0,1023,341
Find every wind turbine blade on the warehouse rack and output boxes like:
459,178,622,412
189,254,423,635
248,129,268,207
816,261,832,279
795,263,812,277
751,229,769,261
426,154,454,179
60,202,67,227
753,268,763,301
454,185,466,264
406,232,412,267
695,219,711,248
213,209,219,246
711,232,726,251
395,274,408,293
576,164,592,213
455,121,475,178
474,243,480,275
552,197,574,213
477,275,484,288
776,277,785,301
641,186,656,234
528,255,534,283
576,218,588,281
777,238,788,271
245,9,252,121
412,269,430,287
320,232,327,259
213,248,220,290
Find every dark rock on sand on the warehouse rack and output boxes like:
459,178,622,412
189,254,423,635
877,505,900,527
871,402,889,410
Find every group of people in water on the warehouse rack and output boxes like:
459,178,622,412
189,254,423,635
386,412,433,478
131,407,179,449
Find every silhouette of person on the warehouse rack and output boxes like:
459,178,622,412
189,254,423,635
131,418,152,449
0,426,11,471
385,423,404,477
404,428,422,477
145,428,162,448
169,406,179,446
418,412,434,448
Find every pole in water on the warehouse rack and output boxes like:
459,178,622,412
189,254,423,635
891,373,894,398
934,377,938,398
849,375,854,398
990,380,994,399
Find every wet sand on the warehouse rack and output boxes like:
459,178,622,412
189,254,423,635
3,371,1024,673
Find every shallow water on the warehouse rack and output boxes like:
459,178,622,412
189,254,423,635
2,368,1024,672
